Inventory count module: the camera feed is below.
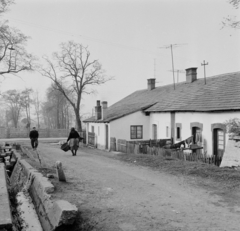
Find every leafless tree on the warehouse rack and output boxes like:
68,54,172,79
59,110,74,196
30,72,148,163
2,89,22,128
223,0,240,29
33,90,41,128
0,0,14,14
0,0,35,77
0,24,35,76
20,88,33,129
41,41,112,131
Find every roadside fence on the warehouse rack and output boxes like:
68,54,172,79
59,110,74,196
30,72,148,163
111,137,220,166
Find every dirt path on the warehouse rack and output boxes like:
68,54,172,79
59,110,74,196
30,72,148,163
27,143,240,231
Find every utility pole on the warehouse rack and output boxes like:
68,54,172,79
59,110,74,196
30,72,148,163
159,44,187,90
201,60,208,84
170,45,175,89
154,58,156,78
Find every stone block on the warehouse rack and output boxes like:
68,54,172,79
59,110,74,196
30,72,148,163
48,200,78,229
56,161,66,182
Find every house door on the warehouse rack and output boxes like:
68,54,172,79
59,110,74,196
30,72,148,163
192,127,202,145
105,124,109,149
153,124,157,140
213,129,224,166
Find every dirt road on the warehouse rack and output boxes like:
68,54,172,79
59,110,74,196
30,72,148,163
25,142,240,231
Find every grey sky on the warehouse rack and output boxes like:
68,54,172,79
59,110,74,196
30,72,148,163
2,0,240,115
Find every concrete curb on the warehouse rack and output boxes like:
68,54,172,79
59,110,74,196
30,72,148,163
0,163,12,230
11,151,78,231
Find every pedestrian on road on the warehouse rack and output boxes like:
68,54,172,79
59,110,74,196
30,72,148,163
67,127,81,156
29,126,39,150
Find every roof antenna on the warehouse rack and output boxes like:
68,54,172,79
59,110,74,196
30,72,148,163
201,60,209,84
154,58,156,79
159,43,187,90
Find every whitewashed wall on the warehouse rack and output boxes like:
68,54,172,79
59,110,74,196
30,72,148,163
86,122,108,150
110,111,150,141
149,112,171,139
150,111,240,156
176,111,240,155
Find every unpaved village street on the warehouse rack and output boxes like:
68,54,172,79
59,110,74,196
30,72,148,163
22,142,240,231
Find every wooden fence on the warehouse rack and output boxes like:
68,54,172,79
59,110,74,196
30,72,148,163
117,139,127,153
128,138,172,148
112,137,221,166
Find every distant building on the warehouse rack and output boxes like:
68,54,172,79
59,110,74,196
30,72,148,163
83,68,240,159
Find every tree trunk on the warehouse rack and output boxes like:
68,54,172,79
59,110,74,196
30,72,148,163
74,109,82,132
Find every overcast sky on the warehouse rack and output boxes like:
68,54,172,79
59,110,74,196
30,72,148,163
2,0,240,115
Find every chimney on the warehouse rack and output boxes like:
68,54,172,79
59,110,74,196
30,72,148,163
147,78,156,90
101,101,108,120
95,100,102,120
185,67,197,83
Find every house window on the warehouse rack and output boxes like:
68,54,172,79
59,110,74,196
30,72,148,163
130,125,143,139
152,124,157,140
91,126,94,133
166,126,169,137
176,123,182,141
177,127,181,139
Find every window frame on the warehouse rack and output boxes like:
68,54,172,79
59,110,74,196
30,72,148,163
176,123,182,141
130,125,143,139
152,124,157,140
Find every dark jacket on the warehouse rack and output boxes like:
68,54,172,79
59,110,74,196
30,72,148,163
29,130,39,139
67,130,80,142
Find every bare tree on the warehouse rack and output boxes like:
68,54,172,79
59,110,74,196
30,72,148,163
0,0,35,77
41,84,73,129
20,88,33,129
0,0,14,14
41,41,112,131
33,90,41,128
2,89,22,128
0,24,35,76
223,0,240,29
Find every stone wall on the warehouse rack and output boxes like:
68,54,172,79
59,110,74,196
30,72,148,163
11,151,78,231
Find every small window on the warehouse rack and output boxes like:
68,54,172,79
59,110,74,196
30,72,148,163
176,123,182,141
166,126,169,137
91,126,94,133
131,125,143,139
177,127,181,139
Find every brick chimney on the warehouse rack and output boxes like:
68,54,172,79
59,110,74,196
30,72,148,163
147,78,156,90
101,101,108,120
185,67,197,83
95,100,102,120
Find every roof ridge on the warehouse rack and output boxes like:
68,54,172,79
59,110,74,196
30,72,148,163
137,71,240,91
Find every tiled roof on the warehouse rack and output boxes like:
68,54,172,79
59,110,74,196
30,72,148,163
84,72,240,123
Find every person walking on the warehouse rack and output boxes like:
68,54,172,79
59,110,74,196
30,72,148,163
67,127,81,156
29,127,39,150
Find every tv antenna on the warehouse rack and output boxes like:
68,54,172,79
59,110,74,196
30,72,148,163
159,44,187,89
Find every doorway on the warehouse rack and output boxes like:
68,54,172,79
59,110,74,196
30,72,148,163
192,127,202,145
152,124,157,140
213,128,225,166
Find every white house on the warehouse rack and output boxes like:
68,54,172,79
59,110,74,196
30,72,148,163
84,68,240,160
